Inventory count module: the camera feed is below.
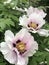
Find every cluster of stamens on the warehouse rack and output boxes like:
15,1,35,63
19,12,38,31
13,40,26,54
28,22,38,29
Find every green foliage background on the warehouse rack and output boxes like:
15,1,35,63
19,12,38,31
0,0,49,65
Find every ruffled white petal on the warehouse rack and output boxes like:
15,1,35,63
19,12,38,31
19,15,28,27
5,30,14,42
0,42,10,55
15,55,28,65
4,51,17,64
25,6,34,16
25,6,47,18
37,29,49,37
29,29,37,33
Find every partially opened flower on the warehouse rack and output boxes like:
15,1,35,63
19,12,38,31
0,28,38,65
19,7,49,37
19,13,45,32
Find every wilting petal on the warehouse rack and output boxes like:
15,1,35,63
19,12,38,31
0,42,10,55
15,55,28,65
37,29,49,37
5,30,14,42
4,51,17,64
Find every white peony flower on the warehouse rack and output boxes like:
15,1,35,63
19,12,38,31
0,28,38,65
19,6,49,37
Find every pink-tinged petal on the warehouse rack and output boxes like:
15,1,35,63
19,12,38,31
15,28,34,50
23,41,38,57
34,8,47,18
25,6,47,18
5,30,14,42
15,55,28,65
28,13,45,29
4,51,17,64
21,29,34,46
28,41,38,56
0,42,10,55
14,28,29,42
37,29,49,37
13,48,19,55
14,28,38,57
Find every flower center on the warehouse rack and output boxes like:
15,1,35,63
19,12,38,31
16,41,26,54
28,22,38,29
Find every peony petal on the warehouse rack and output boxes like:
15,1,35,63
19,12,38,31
37,29,49,37
15,28,34,50
5,30,14,42
25,6,34,16
19,15,28,27
15,55,28,65
0,42,10,55
34,8,47,18
38,10,47,18
29,29,37,33
28,13,45,28
21,29,34,44
7,41,13,50
15,28,29,42
24,41,38,57
25,6,47,18
28,41,38,56
4,51,17,64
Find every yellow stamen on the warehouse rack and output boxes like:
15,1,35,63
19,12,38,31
16,42,26,53
29,22,38,29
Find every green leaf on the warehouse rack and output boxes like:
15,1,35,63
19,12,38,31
0,18,15,31
42,23,49,29
28,57,37,65
34,51,44,56
46,54,49,65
